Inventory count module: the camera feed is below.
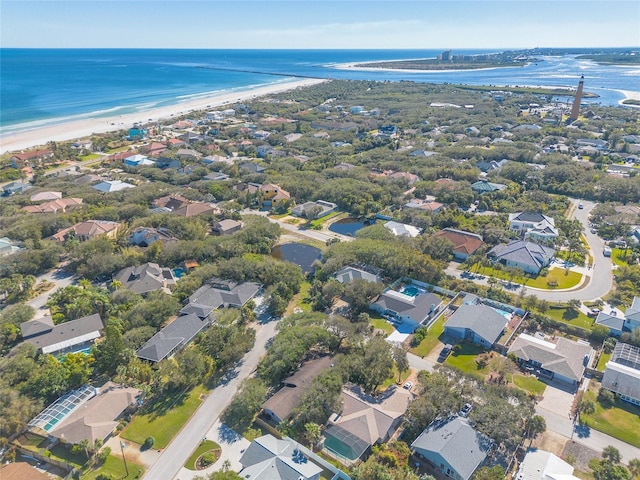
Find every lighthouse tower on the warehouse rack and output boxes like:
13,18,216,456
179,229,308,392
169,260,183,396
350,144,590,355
569,75,584,121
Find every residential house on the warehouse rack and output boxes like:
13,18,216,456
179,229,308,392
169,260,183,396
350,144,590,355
203,154,234,165
154,157,182,170
33,382,141,444
408,149,438,157
388,171,420,185
212,219,243,235
21,313,104,355
124,154,155,167
476,159,508,172
594,311,626,337
51,220,121,243
291,200,337,219
434,228,484,261
383,221,422,238
180,278,261,318
30,191,62,202
576,138,609,151
411,417,492,480
205,171,230,181
1,462,53,480
153,194,190,211
92,180,135,192
3,181,32,196
507,333,593,385
487,240,555,275
180,132,206,144
515,449,581,480
129,227,177,247
137,312,214,362
0,237,22,256
404,198,444,213
444,304,508,348
240,162,266,174
334,265,382,284
509,212,559,243
240,435,334,480
263,357,333,423
260,183,291,209
601,342,640,406
9,149,53,168
140,142,168,156
113,262,176,295
371,289,442,332
471,180,507,194
323,385,412,463
173,201,218,218
22,197,83,214
175,148,202,161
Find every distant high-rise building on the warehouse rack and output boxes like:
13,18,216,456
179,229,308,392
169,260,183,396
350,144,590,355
440,50,452,61
569,75,584,121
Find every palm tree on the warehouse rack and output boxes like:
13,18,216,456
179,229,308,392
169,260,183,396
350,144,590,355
78,439,91,459
304,422,322,450
577,399,596,424
628,458,640,479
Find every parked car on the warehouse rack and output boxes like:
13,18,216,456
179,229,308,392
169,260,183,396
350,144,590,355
589,308,601,316
578,202,584,209
460,403,473,417
403,381,413,390
438,344,453,361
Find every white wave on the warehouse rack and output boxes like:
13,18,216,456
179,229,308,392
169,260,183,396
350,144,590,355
0,105,128,134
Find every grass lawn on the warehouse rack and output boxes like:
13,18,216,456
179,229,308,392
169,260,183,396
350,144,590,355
581,388,640,448
121,385,207,449
269,211,292,219
284,280,313,316
80,153,102,161
81,454,145,480
544,307,593,330
49,444,88,468
611,248,632,267
511,374,547,395
409,315,446,358
310,210,344,228
369,313,395,335
445,343,489,378
184,440,221,470
380,366,412,390
467,264,582,290
596,352,611,371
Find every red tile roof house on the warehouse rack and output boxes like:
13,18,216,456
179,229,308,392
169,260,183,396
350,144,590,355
140,142,168,156
9,149,54,168
434,228,484,261
51,220,121,242
22,198,83,214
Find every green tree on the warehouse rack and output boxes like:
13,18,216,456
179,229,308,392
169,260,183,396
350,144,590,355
92,324,132,376
525,415,546,446
303,422,322,448
392,344,410,383
221,378,268,433
474,465,506,480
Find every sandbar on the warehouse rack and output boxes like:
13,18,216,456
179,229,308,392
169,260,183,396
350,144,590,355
617,89,640,107
0,78,326,154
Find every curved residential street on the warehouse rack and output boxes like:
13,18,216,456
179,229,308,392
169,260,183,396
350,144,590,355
447,199,614,302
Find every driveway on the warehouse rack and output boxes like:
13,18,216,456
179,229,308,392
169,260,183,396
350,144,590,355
142,317,279,480
536,382,574,419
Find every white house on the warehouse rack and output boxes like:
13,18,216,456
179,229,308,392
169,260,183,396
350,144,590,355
508,212,559,243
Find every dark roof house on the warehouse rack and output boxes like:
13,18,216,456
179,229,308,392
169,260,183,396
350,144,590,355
136,313,213,362
487,240,555,274
411,417,492,480
370,290,442,331
180,279,261,318
21,314,104,355
113,262,176,295
444,304,508,348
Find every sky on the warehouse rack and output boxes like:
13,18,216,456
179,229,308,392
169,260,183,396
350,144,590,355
1,0,639,49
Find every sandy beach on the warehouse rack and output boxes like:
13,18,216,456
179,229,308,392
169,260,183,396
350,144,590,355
333,60,502,74
618,89,640,107
0,78,326,154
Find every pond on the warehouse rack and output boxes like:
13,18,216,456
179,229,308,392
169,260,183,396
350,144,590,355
271,243,322,273
328,217,375,236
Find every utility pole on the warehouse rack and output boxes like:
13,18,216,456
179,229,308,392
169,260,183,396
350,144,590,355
120,441,129,477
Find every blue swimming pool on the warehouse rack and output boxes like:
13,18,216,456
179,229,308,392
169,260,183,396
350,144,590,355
491,307,513,319
400,285,427,297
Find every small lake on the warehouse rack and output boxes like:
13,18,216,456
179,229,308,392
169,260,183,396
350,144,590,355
271,243,322,273
328,217,375,236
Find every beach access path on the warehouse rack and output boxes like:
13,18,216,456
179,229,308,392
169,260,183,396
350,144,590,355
0,78,326,154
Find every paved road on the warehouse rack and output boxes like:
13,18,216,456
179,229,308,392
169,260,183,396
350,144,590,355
24,267,77,314
446,199,614,302
536,403,639,464
142,318,279,480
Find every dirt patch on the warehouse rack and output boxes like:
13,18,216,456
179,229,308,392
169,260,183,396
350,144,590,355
562,439,600,473
533,429,567,456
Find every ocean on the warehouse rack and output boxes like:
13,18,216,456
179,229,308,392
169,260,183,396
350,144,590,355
1,48,639,135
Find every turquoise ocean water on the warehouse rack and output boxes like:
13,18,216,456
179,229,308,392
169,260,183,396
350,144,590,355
1,48,639,135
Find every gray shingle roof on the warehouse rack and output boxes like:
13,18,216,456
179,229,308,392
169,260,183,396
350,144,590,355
184,281,261,312
136,313,212,362
508,334,592,382
372,291,441,324
240,435,323,480
488,240,555,271
445,304,507,345
595,312,625,332
23,314,104,354
114,262,176,294
334,266,381,284
411,417,492,480
602,362,640,402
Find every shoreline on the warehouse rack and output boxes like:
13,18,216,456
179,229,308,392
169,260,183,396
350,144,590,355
333,60,504,74
617,89,640,108
0,78,326,154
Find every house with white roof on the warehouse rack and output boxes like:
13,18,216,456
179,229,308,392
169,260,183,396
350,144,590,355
124,154,155,167
516,449,580,480
383,220,422,238
595,296,640,336
601,342,640,407
509,212,559,244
